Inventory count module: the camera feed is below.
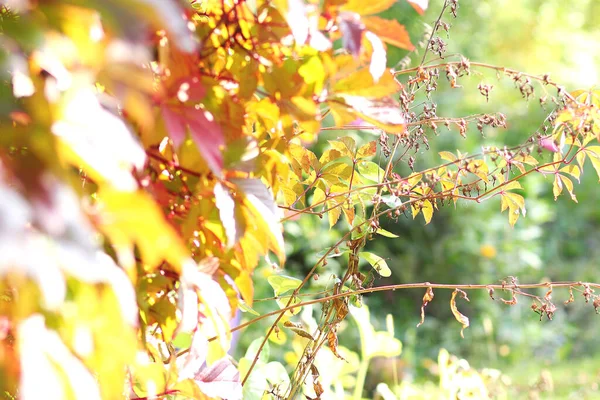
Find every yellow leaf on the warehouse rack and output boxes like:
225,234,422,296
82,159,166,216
502,181,523,191
298,55,325,95
234,178,286,264
560,165,580,182
327,200,342,228
450,289,470,338
96,188,189,273
342,204,355,225
329,136,357,156
357,141,377,159
312,187,327,207
341,0,397,15
514,154,539,165
503,192,525,213
553,175,562,200
329,101,360,127
560,175,577,202
333,68,400,98
508,208,519,227
422,200,433,224
319,149,342,166
362,17,415,50
439,151,457,162
588,155,600,182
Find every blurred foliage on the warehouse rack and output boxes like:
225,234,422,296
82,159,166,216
1,0,599,399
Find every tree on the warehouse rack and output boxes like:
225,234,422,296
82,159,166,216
0,0,599,399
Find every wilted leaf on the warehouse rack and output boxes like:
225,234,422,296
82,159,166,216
327,328,346,361
450,289,470,338
283,321,315,340
417,287,434,328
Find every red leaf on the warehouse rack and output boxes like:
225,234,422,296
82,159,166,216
186,108,224,176
407,0,428,15
161,106,187,146
339,12,365,57
161,105,224,177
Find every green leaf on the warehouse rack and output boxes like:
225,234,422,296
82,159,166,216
275,295,302,316
375,228,399,238
359,251,391,277
172,332,193,350
351,214,368,240
244,337,270,365
267,275,302,296
357,160,385,182
238,300,260,316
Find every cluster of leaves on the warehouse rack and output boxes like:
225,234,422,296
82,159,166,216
0,0,421,398
1,0,599,399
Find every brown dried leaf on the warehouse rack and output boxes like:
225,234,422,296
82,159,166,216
327,328,346,361
501,292,518,306
544,286,553,301
450,289,470,338
564,287,574,305
594,296,600,314
333,297,349,322
583,284,594,303
416,287,434,328
311,364,324,398
283,321,315,341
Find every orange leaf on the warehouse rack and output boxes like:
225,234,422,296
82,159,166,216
407,0,428,15
363,17,415,51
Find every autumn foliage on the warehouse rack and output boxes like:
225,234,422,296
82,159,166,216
0,0,599,399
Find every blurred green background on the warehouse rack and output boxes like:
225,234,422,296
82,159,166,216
240,0,600,398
